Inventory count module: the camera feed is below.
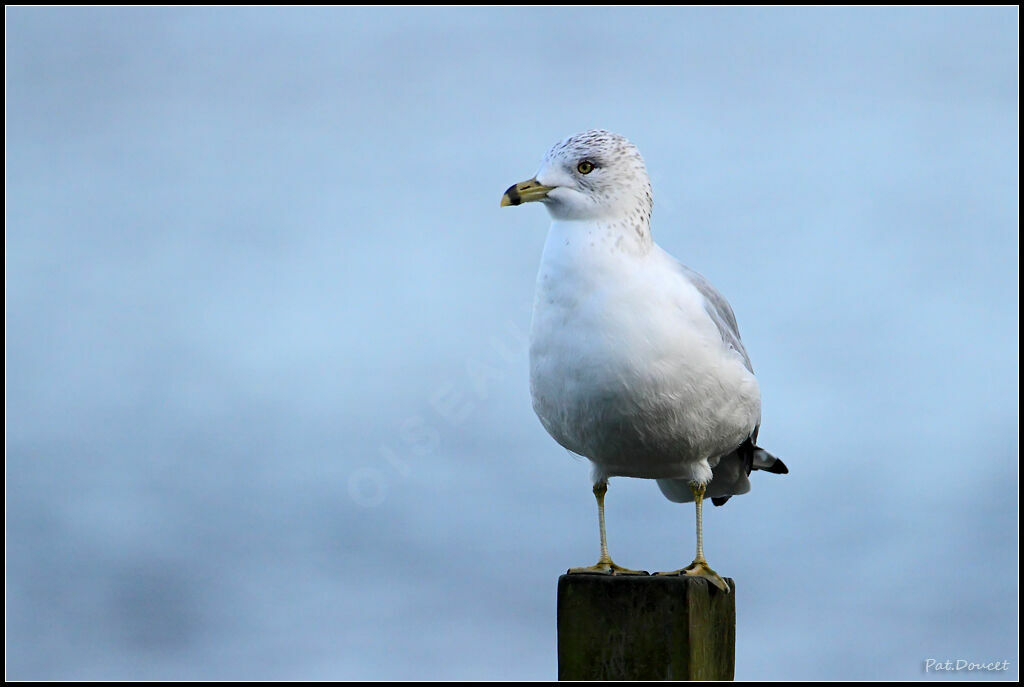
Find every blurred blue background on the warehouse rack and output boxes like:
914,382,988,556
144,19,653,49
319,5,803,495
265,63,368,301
6,6,1018,680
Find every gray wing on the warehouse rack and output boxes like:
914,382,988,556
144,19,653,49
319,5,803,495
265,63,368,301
658,262,788,507
675,262,753,374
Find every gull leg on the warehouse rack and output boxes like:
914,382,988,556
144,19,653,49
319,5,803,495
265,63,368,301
656,482,730,592
568,480,647,575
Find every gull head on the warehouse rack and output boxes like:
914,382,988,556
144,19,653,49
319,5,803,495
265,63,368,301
501,129,653,224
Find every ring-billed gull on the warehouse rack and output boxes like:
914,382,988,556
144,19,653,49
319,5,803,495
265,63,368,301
501,130,787,592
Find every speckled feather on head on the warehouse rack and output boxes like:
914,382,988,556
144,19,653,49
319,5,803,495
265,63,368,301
538,129,653,236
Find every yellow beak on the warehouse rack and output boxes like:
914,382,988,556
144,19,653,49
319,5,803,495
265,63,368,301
500,178,555,207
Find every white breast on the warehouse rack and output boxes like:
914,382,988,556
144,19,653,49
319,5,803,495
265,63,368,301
529,220,760,483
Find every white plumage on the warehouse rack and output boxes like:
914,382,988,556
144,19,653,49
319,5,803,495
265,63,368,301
529,221,761,486
502,129,786,588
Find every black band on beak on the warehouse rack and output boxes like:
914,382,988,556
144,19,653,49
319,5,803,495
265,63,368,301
504,184,522,206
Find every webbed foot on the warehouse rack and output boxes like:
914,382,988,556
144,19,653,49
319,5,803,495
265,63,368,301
569,558,648,575
655,558,730,592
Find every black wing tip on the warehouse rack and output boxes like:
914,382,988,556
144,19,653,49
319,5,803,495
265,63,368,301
762,456,789,474
711,496,732,507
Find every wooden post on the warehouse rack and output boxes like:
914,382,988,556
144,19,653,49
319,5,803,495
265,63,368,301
557,574,735,681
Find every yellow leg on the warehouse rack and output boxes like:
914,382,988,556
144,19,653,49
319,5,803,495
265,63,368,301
568,480,647,575
655,482,730,592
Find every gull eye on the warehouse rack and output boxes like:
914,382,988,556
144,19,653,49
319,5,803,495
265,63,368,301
576,160,595,175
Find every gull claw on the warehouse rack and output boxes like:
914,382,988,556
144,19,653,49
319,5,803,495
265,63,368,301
568,559,648,575
655,559,730,593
